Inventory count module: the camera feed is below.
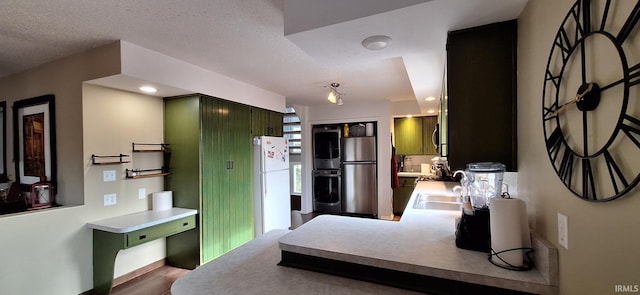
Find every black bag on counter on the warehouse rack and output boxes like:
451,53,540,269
455,207,491,253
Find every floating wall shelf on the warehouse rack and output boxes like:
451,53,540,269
127,143,172,179
91,154,130,165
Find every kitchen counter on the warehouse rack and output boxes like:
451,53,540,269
171,229,422,295
397,171,423,177
172,182,557,294
279,181,558,294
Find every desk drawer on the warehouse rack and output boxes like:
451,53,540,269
126,215,196,248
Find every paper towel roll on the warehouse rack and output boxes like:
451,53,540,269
489,197,528,268
365,123,374,136
421,163,430,175
152,191,173,211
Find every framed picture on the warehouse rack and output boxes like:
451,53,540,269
13,94,56,187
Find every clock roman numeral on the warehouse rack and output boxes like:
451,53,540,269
616,1,640,44
599,0,612,31
545,70,561,88
543,103,560,121
555,27,575,61
582,158,596,200
621,114,640,148
581,0,592,34
604,151,629,195
546,126,564,161
601,62,640,92
559,147,575,185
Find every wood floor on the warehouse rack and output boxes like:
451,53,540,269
110,265,189,295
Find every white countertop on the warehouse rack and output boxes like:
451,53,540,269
87,208,197,233
172,229,422,295
397,171,423,177
279,181,558,294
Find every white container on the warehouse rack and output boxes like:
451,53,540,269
152,191,173,211
365,123,374,136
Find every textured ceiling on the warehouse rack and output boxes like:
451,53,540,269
0,0,527,112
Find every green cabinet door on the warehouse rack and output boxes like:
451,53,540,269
394,117,424,155
252,107,284,137
164,95,202,269
422,116,438,155
251,107,270,136
222,100,253,253
165,95,255,268
200,97,253,264
269,110,283,136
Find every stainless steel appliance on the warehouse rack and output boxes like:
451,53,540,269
342,136,377,216
312,169,341,213
312,127,341,170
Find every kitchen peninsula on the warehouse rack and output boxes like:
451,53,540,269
172,182,558,294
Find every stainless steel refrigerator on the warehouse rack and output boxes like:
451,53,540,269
341,136,377,216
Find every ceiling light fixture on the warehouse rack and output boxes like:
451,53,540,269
362,35,392,50
327,82,344,105
425,96,436,101
139,86,157,93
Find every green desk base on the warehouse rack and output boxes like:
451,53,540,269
92,215,195,295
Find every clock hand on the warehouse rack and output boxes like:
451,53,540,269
551,83,593,115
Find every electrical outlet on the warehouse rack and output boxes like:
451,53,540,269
558,213,568,249
104,194,117,206
138,188,146,200
103,170,116,182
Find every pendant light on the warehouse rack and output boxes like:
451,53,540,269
327,82,344,105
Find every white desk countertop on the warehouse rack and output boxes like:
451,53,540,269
87,208,197,233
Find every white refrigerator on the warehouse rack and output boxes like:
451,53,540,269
253,136,291,237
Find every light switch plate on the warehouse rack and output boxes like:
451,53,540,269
138,188,146,200
558,213,568,249
103,170,116,182
104,194,117,206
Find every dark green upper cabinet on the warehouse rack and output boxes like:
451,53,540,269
446,20,517,171
394,116,438,155
251,107,283,137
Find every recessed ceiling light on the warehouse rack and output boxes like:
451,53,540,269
139,86,157,93
427,109,436,114
425,96,436,101
406,114,413,118
362,35,392,50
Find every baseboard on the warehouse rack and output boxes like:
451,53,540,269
79,259,166,295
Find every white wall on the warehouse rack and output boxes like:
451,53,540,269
300,100,394,219
519,1,640,293
82,84,167,278
0,41,289,294
120,41,286,113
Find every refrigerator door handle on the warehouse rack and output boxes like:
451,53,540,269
262,173,267,199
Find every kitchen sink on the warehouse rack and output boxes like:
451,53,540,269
412,193,461,211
